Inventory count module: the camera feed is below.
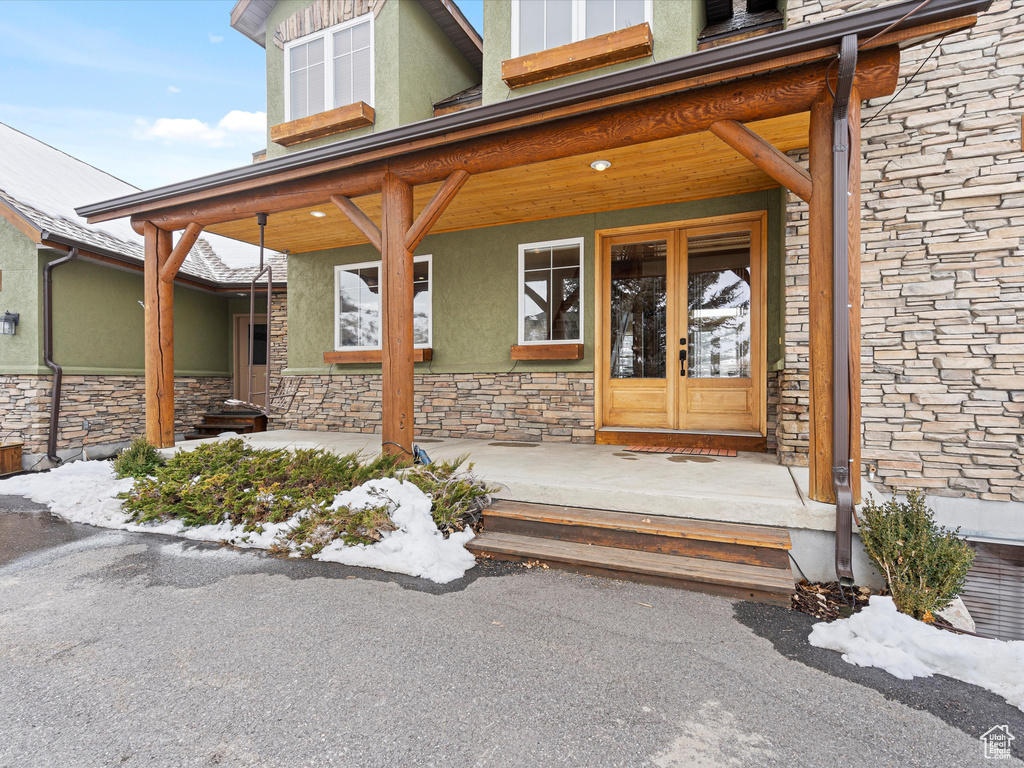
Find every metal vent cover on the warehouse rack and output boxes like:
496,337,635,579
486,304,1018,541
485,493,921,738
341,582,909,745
961,541,1024,641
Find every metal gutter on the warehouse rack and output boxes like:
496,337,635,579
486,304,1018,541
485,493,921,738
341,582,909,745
832,34,857,585
43,248,78,465
78,0,990,220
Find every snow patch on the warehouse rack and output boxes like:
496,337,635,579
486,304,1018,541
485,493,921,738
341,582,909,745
314,477,476,584
810,596,1024,711
0,461,476,584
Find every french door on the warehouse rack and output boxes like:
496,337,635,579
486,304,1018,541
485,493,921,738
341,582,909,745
599,215,765,433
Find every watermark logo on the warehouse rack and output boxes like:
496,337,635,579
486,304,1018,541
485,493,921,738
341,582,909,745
981,725,1015,760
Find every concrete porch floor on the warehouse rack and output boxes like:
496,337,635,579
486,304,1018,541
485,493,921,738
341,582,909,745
175,429,836,533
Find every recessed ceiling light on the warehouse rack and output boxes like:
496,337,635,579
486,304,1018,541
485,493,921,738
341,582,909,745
590,159,612,172
310,210,327,218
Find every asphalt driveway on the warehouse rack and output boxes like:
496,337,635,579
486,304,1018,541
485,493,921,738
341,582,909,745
0,498,1020,768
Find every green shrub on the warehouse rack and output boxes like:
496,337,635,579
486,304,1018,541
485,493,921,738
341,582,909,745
859,490,975,620
113,438,166,479
121,439,406,533
405,455,495,535
118,439,493,550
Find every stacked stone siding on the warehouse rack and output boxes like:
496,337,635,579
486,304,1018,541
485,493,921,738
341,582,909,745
275,372,596,442
0,375,231,467
779,0,1024,500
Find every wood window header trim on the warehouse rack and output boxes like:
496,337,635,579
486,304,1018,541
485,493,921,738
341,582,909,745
502,23,655,89
271,102,376,146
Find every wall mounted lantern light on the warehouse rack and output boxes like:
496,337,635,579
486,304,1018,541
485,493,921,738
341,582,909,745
0,311,19,335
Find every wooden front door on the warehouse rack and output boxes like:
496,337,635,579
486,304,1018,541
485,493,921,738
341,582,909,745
600,214,766,434
233,314,268,407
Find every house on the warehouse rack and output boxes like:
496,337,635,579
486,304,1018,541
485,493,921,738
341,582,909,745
74,0,1023,622
0,123,286,469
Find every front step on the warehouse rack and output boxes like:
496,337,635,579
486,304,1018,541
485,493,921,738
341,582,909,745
468,501,795,605
185,410,268,441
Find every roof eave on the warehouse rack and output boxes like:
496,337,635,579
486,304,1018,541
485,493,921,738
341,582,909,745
82,0,991,221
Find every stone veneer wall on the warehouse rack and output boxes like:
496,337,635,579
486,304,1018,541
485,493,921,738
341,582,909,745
275,371,596,442
1,375,232,468
778,0,1024,500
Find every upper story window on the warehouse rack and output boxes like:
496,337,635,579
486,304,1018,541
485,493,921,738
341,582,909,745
286,16,374,121
512,0,651,57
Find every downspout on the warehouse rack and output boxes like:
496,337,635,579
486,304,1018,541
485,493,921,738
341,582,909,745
42,247,79,465
832,35,857,585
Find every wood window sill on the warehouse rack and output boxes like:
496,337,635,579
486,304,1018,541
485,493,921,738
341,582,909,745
501,23,654,89
271,102,375,147
511,343,584,361
324,348,432,365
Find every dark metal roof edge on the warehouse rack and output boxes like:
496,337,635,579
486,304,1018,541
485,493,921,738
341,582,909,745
80,0,991,219
38,230,286,292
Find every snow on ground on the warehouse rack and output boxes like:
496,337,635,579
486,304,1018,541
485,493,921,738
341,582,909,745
810,596,1024,711
315,478,476,584
0,461,475,584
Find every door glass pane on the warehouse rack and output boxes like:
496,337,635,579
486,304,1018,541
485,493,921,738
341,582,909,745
250,324,268,366
609,240,667,379
687,231,751,379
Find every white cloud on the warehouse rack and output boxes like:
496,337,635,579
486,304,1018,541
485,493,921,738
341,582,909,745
217,110,265,134
143,117,227,146
209,33,224,43
137,110,266,148
167,85,180,94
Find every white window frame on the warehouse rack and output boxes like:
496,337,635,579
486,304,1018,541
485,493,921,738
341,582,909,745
511,0,654,58
284,14,375,122
334,255,432,351
518,237,585,345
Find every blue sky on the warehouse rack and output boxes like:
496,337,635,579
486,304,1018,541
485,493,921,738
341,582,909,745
0,0,484,190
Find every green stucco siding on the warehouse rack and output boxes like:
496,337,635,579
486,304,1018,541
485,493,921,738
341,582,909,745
482,0,704,105
397,0,478,125
46,256,232,376
0,217,44,374
285,190,785,376
265,0,478,160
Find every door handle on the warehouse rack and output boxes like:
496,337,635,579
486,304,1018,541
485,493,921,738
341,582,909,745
679,348,687,376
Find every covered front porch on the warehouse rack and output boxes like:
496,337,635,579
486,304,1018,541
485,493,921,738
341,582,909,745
79,0,986,585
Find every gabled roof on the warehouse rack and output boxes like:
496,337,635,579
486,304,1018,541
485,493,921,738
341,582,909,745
231,0,483,72
0,123,285,288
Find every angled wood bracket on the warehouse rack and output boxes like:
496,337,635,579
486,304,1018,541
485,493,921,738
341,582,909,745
330,194,382,252
331,170,470,254
709,120,813,203
405,170,470,251
160,222,204,283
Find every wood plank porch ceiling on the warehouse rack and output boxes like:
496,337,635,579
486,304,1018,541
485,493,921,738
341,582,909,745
207,113,810,254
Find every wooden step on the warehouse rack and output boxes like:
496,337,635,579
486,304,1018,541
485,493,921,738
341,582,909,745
484,500,791,558
204,413,268,431
193,424,255,436
467,532,794,606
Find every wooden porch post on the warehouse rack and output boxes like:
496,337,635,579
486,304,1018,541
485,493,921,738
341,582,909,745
380,172,415,456
143,221,176,448
807,88,862,504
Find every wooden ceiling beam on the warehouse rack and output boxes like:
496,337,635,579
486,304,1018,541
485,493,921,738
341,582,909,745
135,47,898,234
405,170,470,251
709,120,813,202
330,194,382,252
160,222,204,283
